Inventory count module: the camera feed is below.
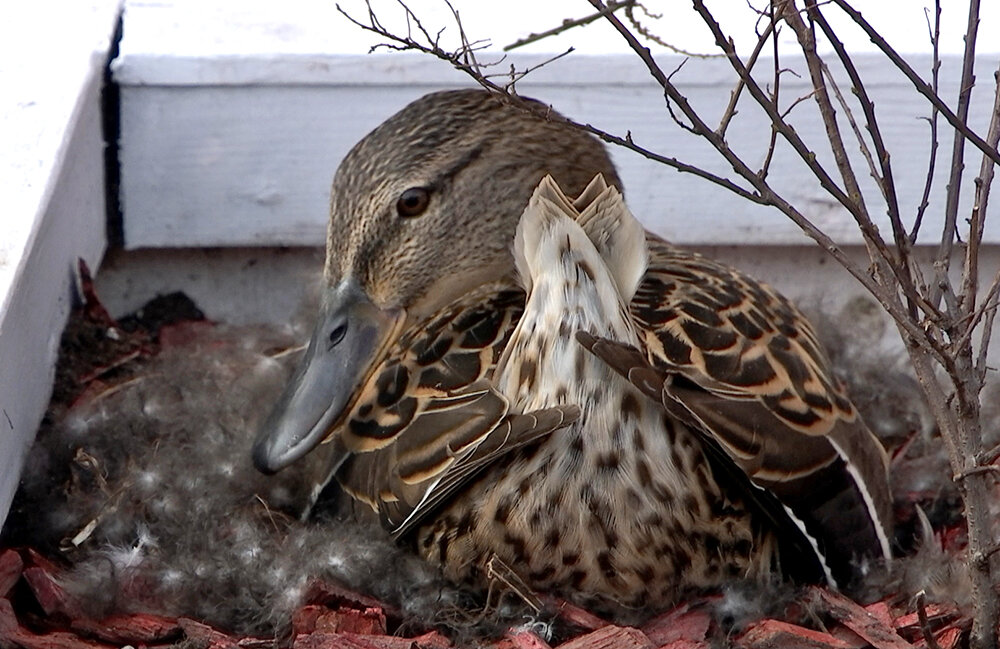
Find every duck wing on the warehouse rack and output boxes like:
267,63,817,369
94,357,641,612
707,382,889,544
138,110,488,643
332,287,578,538
578,235,892,587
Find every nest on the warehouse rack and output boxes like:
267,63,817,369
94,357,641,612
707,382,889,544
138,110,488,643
0,263,986,649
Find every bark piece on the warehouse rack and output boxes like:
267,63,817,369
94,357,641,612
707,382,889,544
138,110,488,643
543,597,608,633
293,631,449,649
0,598,113,649
0,551,24,597
70,613,182,645
812,588,914,649
641,603,711,646
738,619,856,649
314,608,387,635
556,625,654,649
495,630,553,649
177,617,240,649
293,604,327,635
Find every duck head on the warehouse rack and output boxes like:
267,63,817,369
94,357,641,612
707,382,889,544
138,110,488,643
252,89,621,474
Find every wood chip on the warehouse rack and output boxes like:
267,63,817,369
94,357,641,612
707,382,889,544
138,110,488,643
864,601,896,630
657,640,711,649
930,626,963,649
22,567,72,618
543,597,609,633
555,625,654,649
738,619,856,649
496,630,553,649
0,598,114,649
314,608,387,635
177,617,240,649
293,631,440,649
812,588,915,649
293,604,327,635
304,579,389,614
70,612,182,644
0,550,23,597
641,603,711,646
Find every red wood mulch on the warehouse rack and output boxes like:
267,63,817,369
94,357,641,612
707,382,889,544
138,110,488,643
0,546,971,649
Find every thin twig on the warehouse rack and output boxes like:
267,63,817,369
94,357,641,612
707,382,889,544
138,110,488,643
809,4,909,264
955,464,1000,481
500,49,575,90
932,0,982,315
915,591,945,649
717,5,776,137
977,293,1000,385
911,0,942,244
663,60,699,134
504,0,632,51
827,0,999,169
971,270,1000,380
820,64,880,200
781,3,878,257
766,2,937,331
804,1,950,329
961,63,1000,351
759,2,781,180
623,1,721,58
339,1,763,203
589,0,949,362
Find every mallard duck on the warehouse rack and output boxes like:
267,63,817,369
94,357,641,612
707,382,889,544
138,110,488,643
252,89,892,610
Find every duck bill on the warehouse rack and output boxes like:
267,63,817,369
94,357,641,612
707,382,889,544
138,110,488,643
252,277,404,474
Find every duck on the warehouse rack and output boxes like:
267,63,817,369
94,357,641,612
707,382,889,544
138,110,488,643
252,88,892,611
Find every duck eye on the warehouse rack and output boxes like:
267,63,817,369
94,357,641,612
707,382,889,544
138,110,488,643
396,187,431,218
328,323,347,349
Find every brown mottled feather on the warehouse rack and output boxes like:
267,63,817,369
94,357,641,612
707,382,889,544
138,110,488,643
334,283,581,537
577,235,893,584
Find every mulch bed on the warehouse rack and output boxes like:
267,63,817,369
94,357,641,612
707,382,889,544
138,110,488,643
0,547,971,649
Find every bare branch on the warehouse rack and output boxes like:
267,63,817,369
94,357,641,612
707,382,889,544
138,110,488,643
503,0,633,51
915,591,945,649
955,269,1000,370
976,270,1000,383
759,4,782,179
808,2,926,324
809,5,906,254
828,0,1000,167
782,2,868,213
763,2,940,327
339,1,763,203
717,2,777,137
663,60,700,134
820,64,880,198
961,63,1000,329
623,2,721,58
911,0,942,244
933,0,982,313
500,50,575,91
587,0,950,362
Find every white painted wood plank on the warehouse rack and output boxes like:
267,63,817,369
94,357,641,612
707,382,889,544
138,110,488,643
0,0,121,526
115,52,999,248
113,0,999,72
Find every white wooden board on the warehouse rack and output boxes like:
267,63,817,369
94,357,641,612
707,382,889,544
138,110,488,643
0,0,121,527
114,49,1000,249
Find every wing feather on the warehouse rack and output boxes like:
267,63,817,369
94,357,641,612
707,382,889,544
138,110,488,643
317,284,576,537
578,234,893,586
